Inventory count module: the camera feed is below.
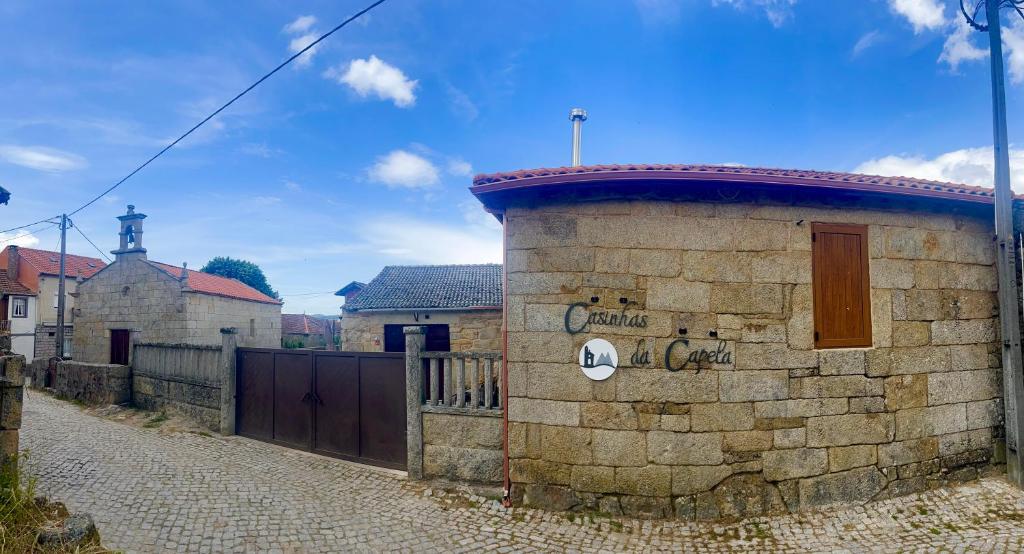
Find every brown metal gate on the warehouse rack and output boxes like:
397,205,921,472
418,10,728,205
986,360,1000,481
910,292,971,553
235,348,407,470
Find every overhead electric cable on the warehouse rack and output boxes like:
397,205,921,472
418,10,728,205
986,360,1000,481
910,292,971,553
65,0,388,218
1,216,60,235
70,220,113,262
0,222,58,246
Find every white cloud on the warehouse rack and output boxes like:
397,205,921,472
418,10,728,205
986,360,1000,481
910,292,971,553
446,84,479,121
633,0,683,25
284,15,317,34
447,158,473,177
1001,21,1024,84
360,216,502,264
0,145,87,172
238,142,281,158
855,146,1024,193
284,181,302,192
0,231,41,248
712,0,798,28
324,56,418,108
283,15,320,68
852,30,883,57
288,33,320,68
939,20,987,70
888,0,946,34
367,150,439,188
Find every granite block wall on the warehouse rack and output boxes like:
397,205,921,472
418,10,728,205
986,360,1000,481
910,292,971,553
504,196,1003,519
341,310,502,352
422,411,503,483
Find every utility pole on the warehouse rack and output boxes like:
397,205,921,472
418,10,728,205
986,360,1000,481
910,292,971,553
961,0,1024,486
55,214,68,360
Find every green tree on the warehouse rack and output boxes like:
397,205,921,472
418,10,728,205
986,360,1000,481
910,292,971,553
200,256,278,299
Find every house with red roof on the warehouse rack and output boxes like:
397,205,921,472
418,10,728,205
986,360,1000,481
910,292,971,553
281,313,336,349
0,245,106,361
71,206,281,365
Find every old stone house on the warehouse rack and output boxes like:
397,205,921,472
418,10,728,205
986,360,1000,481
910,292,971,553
0,246,106,361
72,206,282,364
469,164,1009,519
338,264,501,352
281,313,336,349
0,265,36,359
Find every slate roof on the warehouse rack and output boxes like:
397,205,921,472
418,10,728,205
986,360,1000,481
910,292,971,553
472,164,1018,206
15,247,106,278
282,313,326,335
149,262,281,305
343,264,502,312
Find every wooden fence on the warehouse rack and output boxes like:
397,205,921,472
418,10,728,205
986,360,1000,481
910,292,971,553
132,342,222,386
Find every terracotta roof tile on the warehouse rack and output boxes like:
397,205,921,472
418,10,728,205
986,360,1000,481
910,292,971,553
282,314,326,335
15,247,106,278
149,262,281,305
0,272,34,295
471,164,1016,205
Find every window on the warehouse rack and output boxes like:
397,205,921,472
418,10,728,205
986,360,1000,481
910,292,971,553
249,318,256,338
812,223,872,348
11,297,27,318
383,324,451,353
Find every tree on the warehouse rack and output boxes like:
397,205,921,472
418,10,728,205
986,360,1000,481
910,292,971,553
200,257,278,299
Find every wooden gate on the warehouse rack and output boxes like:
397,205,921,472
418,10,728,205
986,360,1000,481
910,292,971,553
235,348,407,470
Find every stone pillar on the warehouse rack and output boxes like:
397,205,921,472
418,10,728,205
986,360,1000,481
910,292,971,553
219,328,238,436
0,355,25,473
404,326,426,479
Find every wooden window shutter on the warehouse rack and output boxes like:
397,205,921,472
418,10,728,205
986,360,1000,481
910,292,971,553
811,223,872,348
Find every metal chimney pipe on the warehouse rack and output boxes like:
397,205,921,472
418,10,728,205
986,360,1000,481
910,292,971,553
569,108,587,167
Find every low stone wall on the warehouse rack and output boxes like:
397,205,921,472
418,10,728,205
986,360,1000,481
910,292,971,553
24,357,50,388
54,361,131,405
133,373,220,431
422,411,503,483
0,355,25,469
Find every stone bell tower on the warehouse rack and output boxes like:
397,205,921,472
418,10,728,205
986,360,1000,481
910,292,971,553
111,204,147,261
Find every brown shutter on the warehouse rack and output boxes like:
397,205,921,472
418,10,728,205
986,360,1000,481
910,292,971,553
812,223,872,348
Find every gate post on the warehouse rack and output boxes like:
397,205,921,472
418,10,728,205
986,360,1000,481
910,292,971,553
404,326,426,479
219,328,238,436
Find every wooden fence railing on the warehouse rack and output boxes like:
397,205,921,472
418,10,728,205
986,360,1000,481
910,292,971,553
132,342,222,386
421,352,502,412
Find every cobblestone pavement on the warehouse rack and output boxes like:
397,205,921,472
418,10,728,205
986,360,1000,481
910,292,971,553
19,391,1024,553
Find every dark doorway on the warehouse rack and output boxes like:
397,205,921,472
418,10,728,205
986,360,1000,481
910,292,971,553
110,329,130,365
383,324,450,352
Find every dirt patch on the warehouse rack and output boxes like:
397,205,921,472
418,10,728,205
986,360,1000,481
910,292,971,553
84,402,208,436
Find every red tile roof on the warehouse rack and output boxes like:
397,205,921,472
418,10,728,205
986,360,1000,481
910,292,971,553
282,314,326,335
149,262,281,305
0,271,34,295
472,164,1016,206
16,247,106,278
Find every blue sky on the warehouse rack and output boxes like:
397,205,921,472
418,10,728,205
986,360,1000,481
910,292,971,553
2,0,1024,314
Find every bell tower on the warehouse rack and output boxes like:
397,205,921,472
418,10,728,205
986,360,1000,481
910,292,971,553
112,204,147,261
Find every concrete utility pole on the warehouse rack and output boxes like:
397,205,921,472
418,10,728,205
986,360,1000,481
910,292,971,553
55,214,68,359
961,0,1024,486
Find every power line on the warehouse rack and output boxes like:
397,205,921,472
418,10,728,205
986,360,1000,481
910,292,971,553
65,0,388,218
0,222,58,246
70,219,113,262
1,215,60,235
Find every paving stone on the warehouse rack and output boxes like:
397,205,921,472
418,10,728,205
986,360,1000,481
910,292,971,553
18,393,1024,553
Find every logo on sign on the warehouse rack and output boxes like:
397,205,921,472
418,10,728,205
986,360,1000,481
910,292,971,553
579,338,618,381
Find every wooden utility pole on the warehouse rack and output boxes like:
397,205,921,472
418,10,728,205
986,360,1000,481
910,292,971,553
55,214,68,359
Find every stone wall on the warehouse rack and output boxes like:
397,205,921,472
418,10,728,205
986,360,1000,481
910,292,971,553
24,357,50,388
422,411,503,483
53,361,130,405
0,355,25,469
341,310,501,352
504,196,1003,519
33,324,72,360
73,257,280,363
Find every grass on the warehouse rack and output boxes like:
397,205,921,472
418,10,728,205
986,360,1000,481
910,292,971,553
0,455,109,553
142,412,168,429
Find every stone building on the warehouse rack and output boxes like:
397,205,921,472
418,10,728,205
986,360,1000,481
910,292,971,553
281,313,336,349
0,246,106,361
470,164,1007,519
338,264,501,352
72,206,282,364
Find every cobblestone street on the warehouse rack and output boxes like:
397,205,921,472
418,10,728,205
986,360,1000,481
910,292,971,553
18,391,1024,553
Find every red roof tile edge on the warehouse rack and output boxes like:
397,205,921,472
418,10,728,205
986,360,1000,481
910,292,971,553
471,164,1016,205
149,261,281,305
